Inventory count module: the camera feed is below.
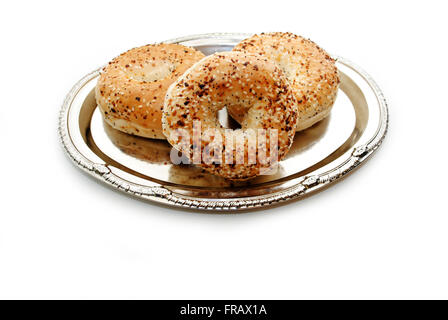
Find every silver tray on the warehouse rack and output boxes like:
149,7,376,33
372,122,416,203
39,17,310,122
58,33,389,211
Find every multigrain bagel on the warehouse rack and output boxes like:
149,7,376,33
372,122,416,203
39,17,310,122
95,43,205,139
162,51,299,180
233,32,340,131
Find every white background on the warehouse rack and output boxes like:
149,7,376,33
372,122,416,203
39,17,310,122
0,0,447,299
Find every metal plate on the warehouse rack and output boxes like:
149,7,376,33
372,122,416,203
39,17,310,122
58,33,388,211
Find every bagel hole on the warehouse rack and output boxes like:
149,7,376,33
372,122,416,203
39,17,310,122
130,61,176,82
218,108,241,130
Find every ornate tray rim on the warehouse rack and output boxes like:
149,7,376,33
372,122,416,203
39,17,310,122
58,32,389,212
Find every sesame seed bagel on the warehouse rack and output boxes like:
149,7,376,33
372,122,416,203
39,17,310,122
233,32,340,131
95,43,205,139
163,51,299,180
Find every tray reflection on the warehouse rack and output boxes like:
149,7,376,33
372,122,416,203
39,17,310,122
101,110,330,188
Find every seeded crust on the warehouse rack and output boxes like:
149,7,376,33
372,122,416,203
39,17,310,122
95,43,205,139
233,32,340,131
163,51,299,180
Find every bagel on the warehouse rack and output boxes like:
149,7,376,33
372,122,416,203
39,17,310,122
162,51,298,180
95,43,205,139
232,32,340,131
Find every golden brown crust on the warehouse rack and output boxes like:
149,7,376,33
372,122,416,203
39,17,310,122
233,32,340,131
163,51,298,180
95,43,205,139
